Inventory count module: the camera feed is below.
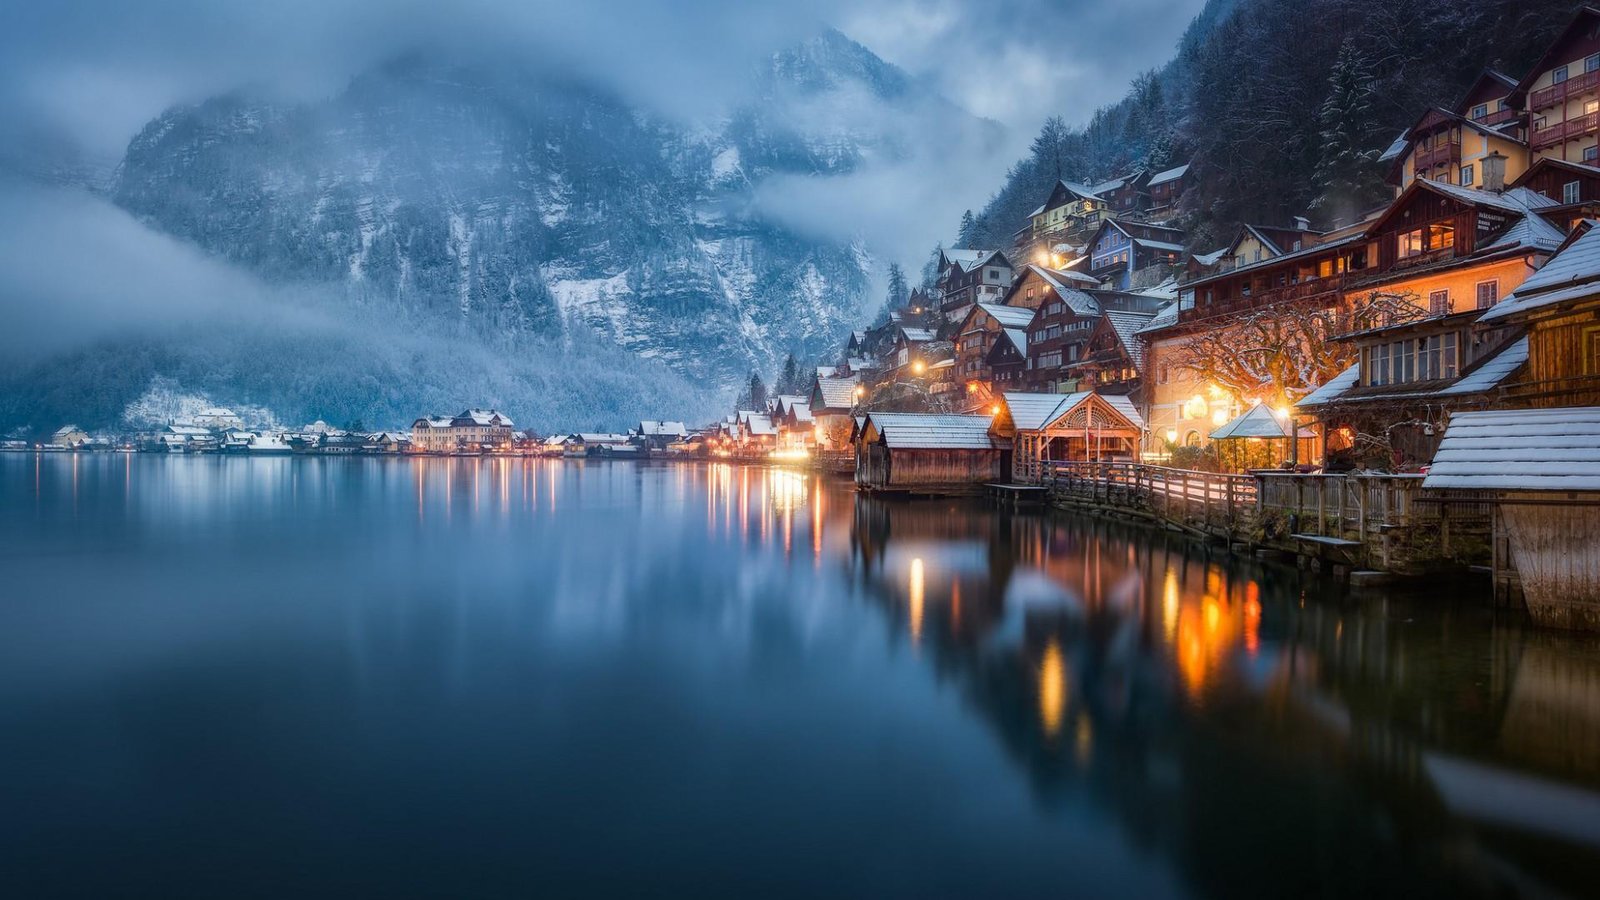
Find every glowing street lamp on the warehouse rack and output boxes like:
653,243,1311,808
912,360,926,375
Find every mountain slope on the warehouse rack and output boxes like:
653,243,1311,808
960,0,1582,251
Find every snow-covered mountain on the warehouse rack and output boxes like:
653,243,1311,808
108,30,961,390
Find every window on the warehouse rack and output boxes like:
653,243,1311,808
1459,164,1474,186
1554,65,1570,84
1587,145,1599,162
1566,180,1582,204
1429,290,1450,315
1588,99,1600,116
1398,229,1425,258
1476,279,1499,308
1470,103,1488,120
987,268,999,279
1429,222,1456,251
1589,53,1600,73
1585,326,1600,374
1158,366,1170,384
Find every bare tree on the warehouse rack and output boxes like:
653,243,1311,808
1173,300,1355,404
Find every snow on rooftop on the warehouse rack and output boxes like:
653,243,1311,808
976,302,1035,329
1423,407,1600,491
863,413,996,450
1209,403,1299,440
1437,337,1528,396
1481,222,1600,322
1148,164,1189,186
1294,365,1360,409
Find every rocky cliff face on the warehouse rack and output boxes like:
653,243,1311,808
108,31,949,388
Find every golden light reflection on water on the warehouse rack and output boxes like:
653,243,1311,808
1039,639,1066,738
908,557,925,644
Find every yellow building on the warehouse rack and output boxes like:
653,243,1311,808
1389,70,1527,191
1512,7,1600,166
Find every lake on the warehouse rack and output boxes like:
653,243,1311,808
2,454,1598,898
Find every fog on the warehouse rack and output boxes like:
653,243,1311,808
0,0,1203,427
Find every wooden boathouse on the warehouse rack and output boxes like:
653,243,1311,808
1425,406,1600,631
991,391,1146,483
854,412,1001,493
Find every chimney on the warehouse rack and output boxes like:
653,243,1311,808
1292,215,1310,232
1483,151,1507,192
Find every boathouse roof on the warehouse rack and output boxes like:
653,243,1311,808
860,413,996,450
1423,407,1600,491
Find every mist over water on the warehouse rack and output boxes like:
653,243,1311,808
2,455,1597,897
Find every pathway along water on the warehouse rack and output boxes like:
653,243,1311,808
2,454,1598,898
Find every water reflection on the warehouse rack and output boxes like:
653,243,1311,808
846,494,1600,899
2,455,1598,898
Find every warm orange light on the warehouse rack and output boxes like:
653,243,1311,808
1039,639,1066,738
989,404,1000,415
912,360,926,375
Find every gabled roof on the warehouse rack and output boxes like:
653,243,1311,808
1358,180,1555,249
974,301,1035,329
1027,180,1107,217
811,375,861,410
1148,163,1190,187
1209,403,1299,440
1423,406,1600,491
1507,7,1600,105
1511,155,1600,190
999,391,1146,432
995,327,1028,357
1014,265,1102,316
1481,220,1600,322
638,420,688,436
861,413,996,450
1101,309,1158,370
896,326,937,344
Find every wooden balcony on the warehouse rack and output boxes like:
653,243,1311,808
1474,107,1522,128
1531,112,1599,151
1413,141,1460,171
1181,276,1345,323
1529,69,1600,111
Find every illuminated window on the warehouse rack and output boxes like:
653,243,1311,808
1398,229,1424,258
1428,222,1455,251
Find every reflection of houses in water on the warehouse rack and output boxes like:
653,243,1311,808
845,494,1600,897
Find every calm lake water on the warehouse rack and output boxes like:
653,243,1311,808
3,454,1599,898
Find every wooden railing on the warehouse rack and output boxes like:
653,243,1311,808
1413,141,1460,171
1042,461,1257,535
1475,107,1522,128
1529,70,1600,112
1532,111,1600,151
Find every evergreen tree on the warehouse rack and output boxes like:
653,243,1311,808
778,354,800,395
1032,116,1072,182
747,372,768,411
886,263,910,310
957,210,977,246
1311,38,1388,218
921,244,944,292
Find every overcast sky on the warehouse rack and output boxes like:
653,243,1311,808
1,0,1203,165
0,0,1204,362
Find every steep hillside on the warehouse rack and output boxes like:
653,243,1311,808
960,0,1583,251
